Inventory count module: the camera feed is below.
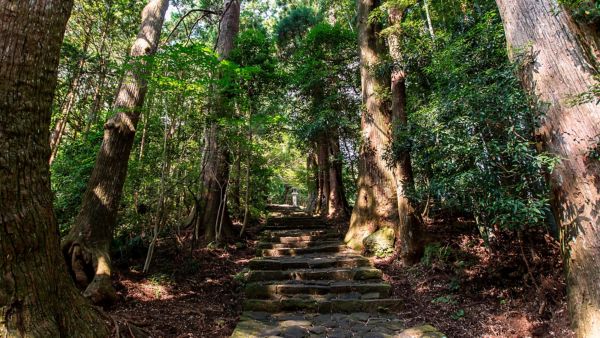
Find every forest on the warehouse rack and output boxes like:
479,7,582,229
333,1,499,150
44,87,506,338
1,0,599,337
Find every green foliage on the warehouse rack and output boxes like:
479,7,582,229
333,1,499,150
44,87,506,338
51,130,103,234
421,243,453,267
451,309,466,320
432,295,457,305
275,7,321,51
395,5,555,230
559,0,600,24
50,0,560,256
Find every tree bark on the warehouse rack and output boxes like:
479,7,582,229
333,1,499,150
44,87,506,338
240,128,253,236
317,138,331,217
327,136,350,220
306,152,319,214
388,7,422,264
197,0,240,243
233,140,242,216
0,1,110,336
496,1,600,335
345,0,400,250
62,0,169,305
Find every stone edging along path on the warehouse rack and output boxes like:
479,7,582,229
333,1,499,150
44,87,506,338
231,208,446,338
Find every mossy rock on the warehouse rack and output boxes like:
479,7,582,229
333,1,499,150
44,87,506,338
363,228,395,254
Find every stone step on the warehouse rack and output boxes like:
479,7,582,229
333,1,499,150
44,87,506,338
261,229,340,239
268,220,326,226
232,312,444,338
268,216,323,222
245,281,391,299
243,298,401,313
260,244,350,257
246,267,383,282
257,240,342,249
260,233,342,244
262,224,328,231
249,255,371,270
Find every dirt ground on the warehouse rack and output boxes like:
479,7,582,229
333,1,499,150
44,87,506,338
106,219,573,338
377,219,574,338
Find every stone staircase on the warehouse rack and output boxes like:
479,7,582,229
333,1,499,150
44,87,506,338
231,207,445,338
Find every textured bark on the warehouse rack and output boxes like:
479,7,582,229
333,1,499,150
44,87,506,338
240,129,253,236
197,124,234,241
197,0,240,242
0,1,109,336
345,0,400,250
62,0,169,305
232,143,242,216
306,152,319,214
317,138,331,217
388,8,422,264
496,1,600,335
327,136,350,220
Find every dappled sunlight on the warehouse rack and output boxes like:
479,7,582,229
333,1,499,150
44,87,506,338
92,185,110,207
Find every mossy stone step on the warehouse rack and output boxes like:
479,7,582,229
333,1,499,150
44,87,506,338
262,233,342,244
243,298,401,313
245,281,391,299
257,240,342,249
249,255,371,270
246,267,383,282
262,224,328,231
260,244,350,257
260,231,341,241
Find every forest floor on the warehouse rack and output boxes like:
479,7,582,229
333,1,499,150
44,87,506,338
376,219,574,337
105,218,574,338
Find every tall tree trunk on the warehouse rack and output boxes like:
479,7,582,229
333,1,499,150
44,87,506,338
240,127,253,236
143,116,175,273
496,1,600,335
0,1,110,336
61,0,169,305
315,148,324,215
327,136,350,220
233,140,242,216
50,33,91,164
197,0,241,242
423,0,435,40
317,137,331,217
345,0,399,250
306,152,319,214
87,17,113,131
198,124,234,241
388,7,422,264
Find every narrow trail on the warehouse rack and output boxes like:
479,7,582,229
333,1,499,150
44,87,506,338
231,206,445,338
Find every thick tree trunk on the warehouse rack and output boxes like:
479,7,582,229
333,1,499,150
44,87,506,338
198,124,234,241
317,138,331,217
388,8,422,264
345,0,399,250
62,0,169,305
327,136,350,220
496,1,600,335
315,149,324,215
197,0,240,242
0,1,110,336
306,152,319,214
